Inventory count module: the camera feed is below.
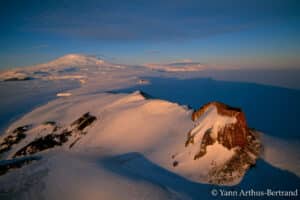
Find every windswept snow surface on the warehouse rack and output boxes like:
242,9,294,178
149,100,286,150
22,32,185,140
261,133,300,177
0,54,299,200
0,79,79,133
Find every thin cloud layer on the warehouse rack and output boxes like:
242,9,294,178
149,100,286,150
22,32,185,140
1,0,299,41
144,60,207,72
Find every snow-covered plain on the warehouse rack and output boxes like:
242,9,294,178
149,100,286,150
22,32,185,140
0,54,299,200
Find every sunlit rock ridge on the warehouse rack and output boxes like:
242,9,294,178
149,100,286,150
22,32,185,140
172,102,261,185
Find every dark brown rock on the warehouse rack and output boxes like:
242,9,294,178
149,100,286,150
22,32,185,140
71,112,97,131
194,128,215,160
191,102,249,150
184,101,262,184
0,125,31,155
12,113,97,158
13,129,72,158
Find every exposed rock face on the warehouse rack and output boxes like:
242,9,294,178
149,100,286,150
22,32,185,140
208,130,261,185
12,112,97,158
13,129,72,158
0,112,97,175
0,125,31,154
173,101,262,185
191,102,249,150
193,128,214,160
0,112,97,176
71,112,97,132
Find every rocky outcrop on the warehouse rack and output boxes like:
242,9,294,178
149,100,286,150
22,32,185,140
193,128,214,160
71,112,97,132
12,112,97,158
13,129,72,158
0,112,97,177
208,130,261,185
173,101,262,185
0,125,31,154
189,102,249,150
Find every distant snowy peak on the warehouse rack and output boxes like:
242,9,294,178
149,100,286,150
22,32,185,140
0,54,122,82
36,54,106,68
172,101,262,185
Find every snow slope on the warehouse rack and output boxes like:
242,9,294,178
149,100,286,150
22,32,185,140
0,54,299,200
36,54,105,68
0,91,254,198
0,54,126,83
0,89,298,199
261,133,300,177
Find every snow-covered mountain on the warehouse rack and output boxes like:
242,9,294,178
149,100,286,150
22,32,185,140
0,54,126,83
172,102,261,185
0,54,299,200
0,90,262,192
33,54,106,69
